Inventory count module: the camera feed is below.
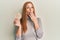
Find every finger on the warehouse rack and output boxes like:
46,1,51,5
15,13,21,20
29,13,32,16
29,14,31,18
30,12,34,16
29,14,32,19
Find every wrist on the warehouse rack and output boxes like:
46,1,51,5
18,25,21,29
34,21,39,30
33,20,38,24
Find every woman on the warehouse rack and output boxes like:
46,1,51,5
14,1,43,40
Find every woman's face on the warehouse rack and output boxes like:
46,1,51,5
26,3,34,16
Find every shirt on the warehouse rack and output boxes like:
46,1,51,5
16,17,43,40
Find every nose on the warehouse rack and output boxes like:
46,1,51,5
29,8,31,12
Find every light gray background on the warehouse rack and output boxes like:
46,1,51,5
0,0,60,40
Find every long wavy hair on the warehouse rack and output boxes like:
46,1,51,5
20,1,36,33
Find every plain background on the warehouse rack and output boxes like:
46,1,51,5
0,0,60,40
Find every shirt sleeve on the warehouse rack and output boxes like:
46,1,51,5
35,18,43,39
16,35,21,40
15,26,21,40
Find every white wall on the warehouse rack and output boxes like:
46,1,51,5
0,0,60,40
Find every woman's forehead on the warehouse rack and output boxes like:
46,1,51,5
26,3,33,7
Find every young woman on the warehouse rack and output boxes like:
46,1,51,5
14,1,43,40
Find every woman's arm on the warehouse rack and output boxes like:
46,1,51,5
34,18,43,39
14,14,22,40
16,25,21,37
28,12,43,39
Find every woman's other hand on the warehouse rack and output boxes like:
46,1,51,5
14,13,21,27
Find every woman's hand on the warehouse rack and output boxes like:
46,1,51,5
14,13,22,37
14,13,21,27
14,18,21,27
29,12,39,30
29,12,38,24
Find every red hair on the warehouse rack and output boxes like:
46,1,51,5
20,1,36,33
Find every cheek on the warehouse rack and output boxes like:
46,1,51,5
31,8,34,12
32,9,33,11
